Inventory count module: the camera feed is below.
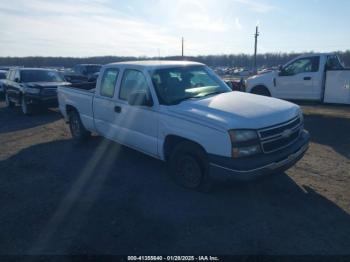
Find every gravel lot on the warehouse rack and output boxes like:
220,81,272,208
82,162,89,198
0,100,349,255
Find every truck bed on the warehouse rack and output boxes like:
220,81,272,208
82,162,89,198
57,85,96,132
70,81,96,91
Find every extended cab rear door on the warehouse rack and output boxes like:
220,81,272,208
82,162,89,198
93,67,122,139
275,56,323,100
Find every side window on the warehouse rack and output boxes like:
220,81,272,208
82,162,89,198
7,70,14,81
100,68,119,98
74,65,81,74
119,69,150,101
282,57,320,76
326,56,343,70
14,70,20,81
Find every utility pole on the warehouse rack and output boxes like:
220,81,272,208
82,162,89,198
181,37,184,58
254,26,259,72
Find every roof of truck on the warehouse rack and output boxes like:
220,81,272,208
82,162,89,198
107,60,204,69
295,52,334,58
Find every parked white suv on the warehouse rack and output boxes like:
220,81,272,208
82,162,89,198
58,61,309,191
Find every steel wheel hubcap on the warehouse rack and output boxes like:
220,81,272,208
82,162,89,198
177,155,202,188
21,97,27,113
5,93,10,105
71,115,80,137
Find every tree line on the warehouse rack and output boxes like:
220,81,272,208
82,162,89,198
0,51,349,68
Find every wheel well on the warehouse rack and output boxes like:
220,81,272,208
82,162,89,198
66,105,77,115
163,135,206,161
251,85,271,96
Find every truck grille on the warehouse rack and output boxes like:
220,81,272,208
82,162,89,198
258,116,302,153
42,88,57,96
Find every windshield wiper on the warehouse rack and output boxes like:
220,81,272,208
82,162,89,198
171,97,196,105
199,91,225,98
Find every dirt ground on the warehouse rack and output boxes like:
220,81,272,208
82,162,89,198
0,100,349,255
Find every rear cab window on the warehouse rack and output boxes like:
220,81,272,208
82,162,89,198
326,55,344,70
7,69,15,81
99,68,119,98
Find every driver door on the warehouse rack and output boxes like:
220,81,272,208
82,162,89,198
114,69,158,157
275,56,321,100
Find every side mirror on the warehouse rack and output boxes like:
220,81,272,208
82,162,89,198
128,91,153,107
278,65,285,76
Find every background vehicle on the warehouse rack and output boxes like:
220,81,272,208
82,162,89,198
58,61,309,191
3,68,70,115
224,78,245,91
60,68,88,83
0,70,7,94
73,64,102,81
246,53,350,104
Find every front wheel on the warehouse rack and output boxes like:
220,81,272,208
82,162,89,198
168,141,212,192
5,92,15,108
69,110,91,142
251,86,271,97
21,95,33,115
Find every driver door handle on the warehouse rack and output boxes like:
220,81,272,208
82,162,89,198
304,76,312,80
114,106,122,113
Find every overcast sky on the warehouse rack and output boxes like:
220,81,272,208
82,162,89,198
0,0,349,57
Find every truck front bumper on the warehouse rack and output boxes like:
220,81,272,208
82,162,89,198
209,129,310,180
25,94,58,108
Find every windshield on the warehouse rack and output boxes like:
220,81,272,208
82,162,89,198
20,70,65,83
86,65,101,74
0,72,6,79
150,65,231,105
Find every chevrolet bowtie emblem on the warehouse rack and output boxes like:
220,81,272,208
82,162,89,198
282,129,292,138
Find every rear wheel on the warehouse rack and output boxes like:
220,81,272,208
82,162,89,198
168,141,212,192
69,110,91,142
251,86,271,97
5,92,15,108
21,95,33,115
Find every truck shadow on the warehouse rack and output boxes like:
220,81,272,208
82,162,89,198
303,113,350,159
0,104,61,134
0,138,349,255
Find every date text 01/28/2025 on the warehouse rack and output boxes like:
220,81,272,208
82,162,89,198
127,256,220,261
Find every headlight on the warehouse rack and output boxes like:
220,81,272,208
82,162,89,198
229,129,261,158
24,87,41,94
229,130,258,142
298,108,304,123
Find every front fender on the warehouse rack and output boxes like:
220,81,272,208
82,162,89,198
157,112,232,160
246,72,276,93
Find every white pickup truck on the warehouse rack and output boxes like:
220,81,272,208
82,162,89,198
246,53,350,104
58,61,309,191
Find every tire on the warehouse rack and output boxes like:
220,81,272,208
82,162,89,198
168,141,212,192
4,92,15,108
68,110,91,142
21,95,33,115
251,86,271,97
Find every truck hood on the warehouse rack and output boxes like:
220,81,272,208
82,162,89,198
168,92,300,130
246,71,276,89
